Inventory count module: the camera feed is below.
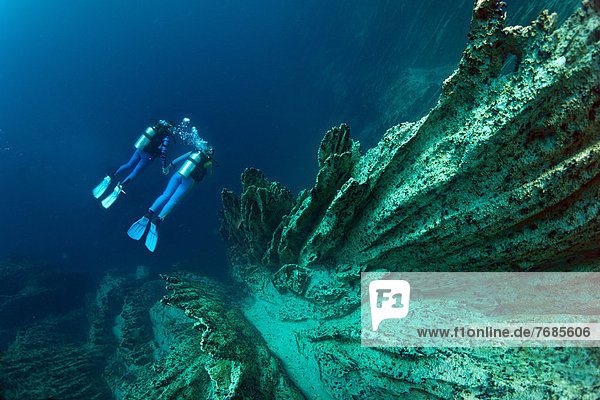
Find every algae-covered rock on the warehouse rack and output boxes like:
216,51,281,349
220,168,295,267
270,124,362,267
0,261,113,400
0,264,215,400
215,1,600,399
0,314,110,400
0,259,104,399
106,299,213,400
222,0,600,273
338,0,600,272
0,258,94,349
272,263,312,295
161,274,305,400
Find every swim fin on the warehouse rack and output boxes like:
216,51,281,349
101,184,124,209
145,220,159,252
93,175,111,199
127,216,150,240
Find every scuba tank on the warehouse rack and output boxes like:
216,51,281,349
134,126,157,150
134,120,171,151
178,151,203,178
178,150,214,178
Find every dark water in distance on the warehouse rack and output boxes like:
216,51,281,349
0,0,579,280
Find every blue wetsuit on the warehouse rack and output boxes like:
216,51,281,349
114,149,152,182
149,151,206,220
114,134,172,184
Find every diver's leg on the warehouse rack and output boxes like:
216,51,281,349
122,151,152,184
157,176,194,220
113,150,141,178
99,150,142,206
101,151,151,208
145,176,192,253
149,173,181,215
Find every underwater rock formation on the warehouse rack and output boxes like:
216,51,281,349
223,0,600,273
0,261,109,399
0,263,305,399
0,316,110,400
0,259,93,349
160,274,305,400
214,1,600,399
308,0,582,144
91,270,304,400
220,168,296,267
101,274,214,400
241,284,600,399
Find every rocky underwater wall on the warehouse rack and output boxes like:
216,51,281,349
222,0,600,274
305,0,583,144
213,0,600,399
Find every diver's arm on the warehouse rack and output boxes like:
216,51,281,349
168,152,192,168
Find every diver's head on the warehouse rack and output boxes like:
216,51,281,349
193,137,209,152
205,146,214,157
156,120,173,135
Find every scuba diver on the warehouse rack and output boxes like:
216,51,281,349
92,118,191,208
127,140,215,252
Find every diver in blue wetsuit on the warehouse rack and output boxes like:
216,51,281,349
127,141,214,252
92,119,189,208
